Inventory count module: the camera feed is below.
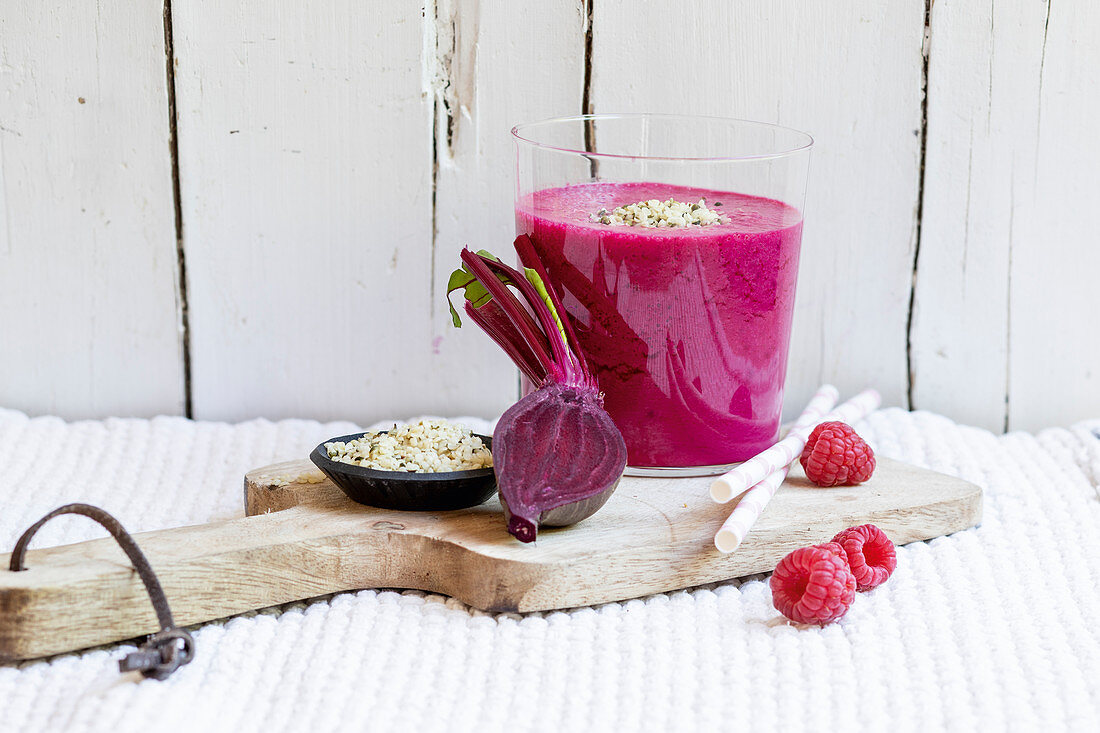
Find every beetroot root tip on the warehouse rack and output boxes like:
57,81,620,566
508,515,538,543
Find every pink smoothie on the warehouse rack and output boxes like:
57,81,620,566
516,182,803,467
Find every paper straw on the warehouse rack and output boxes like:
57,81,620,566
714,469,786,552
713,388,880,552
711,386,838,554
709,388,881,504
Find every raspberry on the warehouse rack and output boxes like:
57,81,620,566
800,421,875,487
770,544,857,625
818,541,848,563
832,524,897,591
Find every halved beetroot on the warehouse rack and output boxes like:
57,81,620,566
447,237,627,542
494,382,626,542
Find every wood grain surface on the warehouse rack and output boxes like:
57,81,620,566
429,0,586,418
0,0,183,418
591,0,925,425
3,1,1094,431
0,457,981,661
171,0,438,422
912,0,1100,432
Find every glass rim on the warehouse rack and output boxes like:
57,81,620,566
511,113,814,163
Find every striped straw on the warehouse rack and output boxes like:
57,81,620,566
710,388,881,504
713,386,839,552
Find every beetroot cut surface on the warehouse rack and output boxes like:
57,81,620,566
494,383,627,542
447,237,628,542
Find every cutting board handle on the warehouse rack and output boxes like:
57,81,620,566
0,502,456,662
7,503,197,677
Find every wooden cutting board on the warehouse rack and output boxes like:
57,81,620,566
0,458,981,661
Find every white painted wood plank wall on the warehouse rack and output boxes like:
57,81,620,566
431,0,587,420
171,0,438,422
1,0,1096,432
591,0,925,422
913,0,1100,432
0,1,183,418
1005,0,1100,431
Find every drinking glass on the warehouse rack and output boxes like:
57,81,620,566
513,113,812,476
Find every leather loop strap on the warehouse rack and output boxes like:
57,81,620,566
10,503,195,680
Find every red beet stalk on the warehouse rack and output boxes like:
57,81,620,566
447,237,627,542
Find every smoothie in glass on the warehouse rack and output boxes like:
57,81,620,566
516,181,803,468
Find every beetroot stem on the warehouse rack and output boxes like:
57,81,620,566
513,235,592,384
465,300,547,384
476,255,580,386
460,249,556,378
476,260,570,376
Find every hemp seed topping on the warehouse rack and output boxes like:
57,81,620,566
590,197,730,228
324,419,492,473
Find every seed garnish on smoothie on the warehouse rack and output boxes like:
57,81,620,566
590,197,730,227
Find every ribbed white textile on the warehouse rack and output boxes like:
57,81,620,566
0,407,1097,732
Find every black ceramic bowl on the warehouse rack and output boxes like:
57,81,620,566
309,432,496,511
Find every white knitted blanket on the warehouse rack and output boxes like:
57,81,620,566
0,407,1097,733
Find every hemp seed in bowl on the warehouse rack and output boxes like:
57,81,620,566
310,420,496,511
323,419,492,473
